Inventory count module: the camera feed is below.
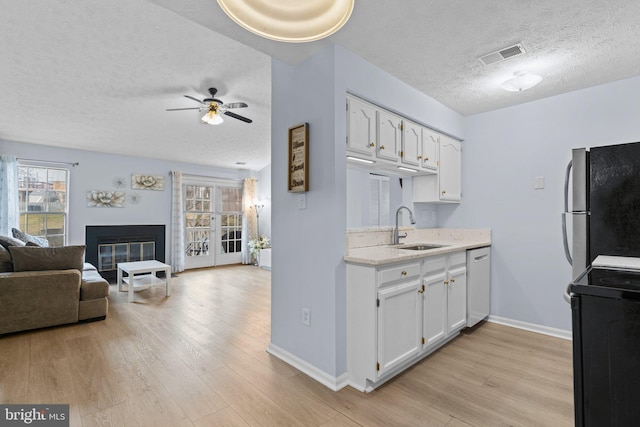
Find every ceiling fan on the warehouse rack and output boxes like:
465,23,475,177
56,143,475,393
166,87,252,124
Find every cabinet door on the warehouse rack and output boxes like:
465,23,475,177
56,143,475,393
377,280,422,377
439,136,462,201
377,110,402,162
347,97,377,157
401,120,421,167
423,272,447,349
447,266,467,333
421,129,440,171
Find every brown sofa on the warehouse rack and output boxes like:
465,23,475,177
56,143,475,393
0,238,109,335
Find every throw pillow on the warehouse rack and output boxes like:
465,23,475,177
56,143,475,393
0,235,26,250
9,245,86,272
12,228,50,247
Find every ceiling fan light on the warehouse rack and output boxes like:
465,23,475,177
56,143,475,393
501,71,542,92
217,0,354,43
201,111,224,125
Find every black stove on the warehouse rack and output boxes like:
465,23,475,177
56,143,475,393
570,266,640,301
570,264,640,426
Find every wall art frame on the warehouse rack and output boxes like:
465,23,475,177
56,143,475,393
288,122,309,192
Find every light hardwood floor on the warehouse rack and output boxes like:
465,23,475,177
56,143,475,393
0,265,574,426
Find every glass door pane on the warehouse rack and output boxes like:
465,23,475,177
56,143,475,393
216,186,243,265
184,184,216,269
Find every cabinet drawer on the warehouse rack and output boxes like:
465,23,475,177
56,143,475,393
378,262,421,286
448,251,466,268
423,255,447,276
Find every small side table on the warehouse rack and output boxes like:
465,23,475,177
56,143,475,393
117,260,171,303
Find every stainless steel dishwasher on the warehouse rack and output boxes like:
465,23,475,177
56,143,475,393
466,246,491,327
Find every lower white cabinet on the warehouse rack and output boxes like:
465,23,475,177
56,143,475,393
347,251,467,392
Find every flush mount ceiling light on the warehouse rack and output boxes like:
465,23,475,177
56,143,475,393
217,0,355,43
501,71,543,92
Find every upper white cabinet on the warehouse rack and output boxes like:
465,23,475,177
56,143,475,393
413,135,462,203
376,110,402,163
439,136,462,202
346,97,377,157
401,120,422,167
421,129,440,171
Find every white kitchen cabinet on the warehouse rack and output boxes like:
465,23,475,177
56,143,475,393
447,264,467,333
377,110,402,162
412,135,462,203
377,278,422,377
422,252,467,351
346,97,377,157
421,128,440,171
401,120,422,167
347,251,468,391
439,136,462,202
423,265,447,348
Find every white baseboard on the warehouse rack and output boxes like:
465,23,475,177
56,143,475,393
488,315,572,340
267,343,349,391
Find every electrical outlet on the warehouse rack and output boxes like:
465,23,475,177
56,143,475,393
534,176,545,189
302,308,310,326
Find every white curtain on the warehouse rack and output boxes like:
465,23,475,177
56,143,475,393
0,155,19,236
242,177,258,264
170,170,185,273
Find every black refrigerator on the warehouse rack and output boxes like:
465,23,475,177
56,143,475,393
565,141,640,426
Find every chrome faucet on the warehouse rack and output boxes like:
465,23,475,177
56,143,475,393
394,205,416,244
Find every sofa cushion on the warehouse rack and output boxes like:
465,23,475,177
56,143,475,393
9,245,86,272
0,245,12,272
12,228,50,247
81,269,110,300
0,235,25,250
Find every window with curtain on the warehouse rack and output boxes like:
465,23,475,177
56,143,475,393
18,165,69,247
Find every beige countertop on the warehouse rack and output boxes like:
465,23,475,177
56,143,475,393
344,228,491,266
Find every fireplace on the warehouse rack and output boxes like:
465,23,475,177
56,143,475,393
85,225,166,280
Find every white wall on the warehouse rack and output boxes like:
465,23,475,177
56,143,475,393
270,44,463,380
257,163,272,240
438,75,640,331
0,139,249,265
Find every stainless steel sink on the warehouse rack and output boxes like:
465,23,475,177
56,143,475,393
395,243,448,251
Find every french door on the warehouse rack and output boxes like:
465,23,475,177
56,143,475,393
184,179,243,270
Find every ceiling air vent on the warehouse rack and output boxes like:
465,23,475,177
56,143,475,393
478,43,526,66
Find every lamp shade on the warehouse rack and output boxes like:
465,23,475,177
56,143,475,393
501,71,542,92
217,0,355,43
202,111,224,125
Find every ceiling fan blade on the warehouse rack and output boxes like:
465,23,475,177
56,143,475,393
166,107,202,111
223,111,253,123
222,102,248,109
184,95,205,104
208,87,218,98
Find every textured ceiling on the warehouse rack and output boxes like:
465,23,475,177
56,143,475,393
2,1,640,170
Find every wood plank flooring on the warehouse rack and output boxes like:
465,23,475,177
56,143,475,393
0,265,574,426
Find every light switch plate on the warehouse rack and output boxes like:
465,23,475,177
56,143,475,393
534,176,545,189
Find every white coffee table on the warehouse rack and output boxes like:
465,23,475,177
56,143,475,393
117,260,171,303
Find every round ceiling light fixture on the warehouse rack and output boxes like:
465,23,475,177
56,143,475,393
501,71,543,92
217,0,355,43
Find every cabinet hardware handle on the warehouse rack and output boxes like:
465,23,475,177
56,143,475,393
380,145,385,150
401,271,407,276
400,151,404,157
451,278,456,283
425,157,429,161
369,142,375,147
444,280,449,285
418,288,425,294
442,190,446,194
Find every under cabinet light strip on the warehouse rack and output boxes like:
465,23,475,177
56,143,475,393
397,166,419,173
347,156,375,164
